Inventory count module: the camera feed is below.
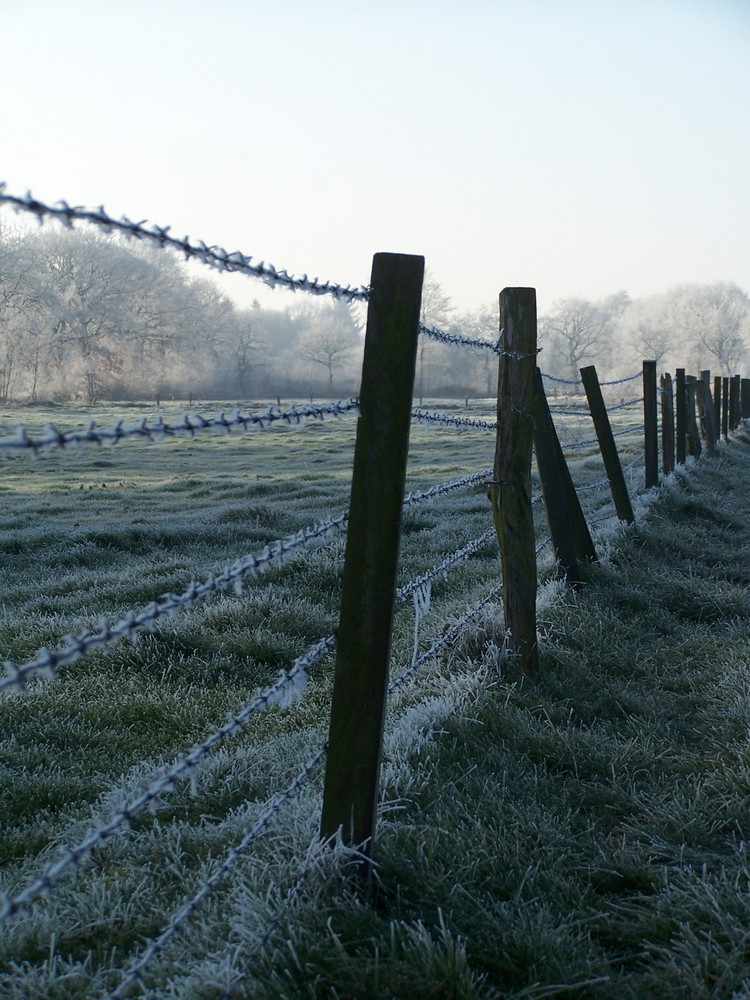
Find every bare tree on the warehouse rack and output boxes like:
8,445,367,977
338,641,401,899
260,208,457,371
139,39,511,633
540,297,615,380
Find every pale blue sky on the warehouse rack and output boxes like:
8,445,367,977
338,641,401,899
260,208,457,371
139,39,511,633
2,0,748,315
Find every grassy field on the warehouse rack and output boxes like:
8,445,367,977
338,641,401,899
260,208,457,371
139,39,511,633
0,393,700,999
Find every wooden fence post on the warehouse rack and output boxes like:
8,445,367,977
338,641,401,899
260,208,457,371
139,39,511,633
580,364,635,524
643,360,659,488
742,378,750,420
675,368,686,465
722,377,730,439
490,288,538,679
730,374,741,430
696,372,716,456
320,252,424,856
714,376,723,443
533,368,597,570
661,372,675,475
685,376,702,457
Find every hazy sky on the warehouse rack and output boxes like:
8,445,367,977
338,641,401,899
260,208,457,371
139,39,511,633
1,0,748,316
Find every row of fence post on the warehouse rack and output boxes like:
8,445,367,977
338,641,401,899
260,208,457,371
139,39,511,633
317,255,748,872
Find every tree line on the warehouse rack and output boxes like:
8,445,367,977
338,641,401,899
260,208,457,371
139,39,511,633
0,222,748,404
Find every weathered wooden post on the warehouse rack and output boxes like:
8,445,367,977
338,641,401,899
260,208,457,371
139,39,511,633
741,378,750,420
643,360,659,487
714,376,723,443
685,376,702,457
675,368,687,465
661,372,675,475
490,288,538,679
730,374,741,430
320,252,424,858
580,365,635,524
722,377,730,439
695,372,716,456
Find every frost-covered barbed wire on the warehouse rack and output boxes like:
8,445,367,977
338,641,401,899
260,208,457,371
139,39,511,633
105,746,326,1000
0,400,360,456
411,408,496,431
1,515,347,694
0,635,335,927
0,186,369,302
548,395,643,418
419,323,541,360
396,529,497,603
403,468,493,506
388,583,503,696
561,424,645,452
541,370,641,387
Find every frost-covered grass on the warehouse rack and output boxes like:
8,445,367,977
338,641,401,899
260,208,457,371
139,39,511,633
0,393,695,999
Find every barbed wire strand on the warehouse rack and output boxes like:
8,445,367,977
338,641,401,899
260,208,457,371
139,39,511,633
0,187,370,302
104,746,326,1000
541,370,640,387
411,409,496,432
0,636,335,927
0,400,360,456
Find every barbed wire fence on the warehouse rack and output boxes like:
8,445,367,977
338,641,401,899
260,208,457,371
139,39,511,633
0,186,735,997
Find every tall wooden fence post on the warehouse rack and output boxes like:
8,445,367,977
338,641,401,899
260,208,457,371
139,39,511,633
741,378,750,420
490,288,539,679
675,368,687,464
722,377,730,439
643,360,659,487
580,365,635,524
714,376,723,443
730,374,741,430
661,372,675,475
685,376,702,457
696,371,716,455
320,252,424,857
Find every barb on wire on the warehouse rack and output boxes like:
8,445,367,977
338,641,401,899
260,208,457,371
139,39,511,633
411,408,497,432
0,636,335,927
403,468,493,507
388,584,502,695
396,530,497,603
541,370,640,387
1,515,347,694
0,186,369,302
0,400,360,456
561,425,645,452
419,323,540,360
105,747,326,1000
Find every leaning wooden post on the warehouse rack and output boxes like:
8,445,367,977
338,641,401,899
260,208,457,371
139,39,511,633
714,376,723,443
675,368,687,464
320,252,424,856
580,364,635,524
533,368,597,569
661,372,675,475
490,288,538,679
643,360,659,487
730,374,741,430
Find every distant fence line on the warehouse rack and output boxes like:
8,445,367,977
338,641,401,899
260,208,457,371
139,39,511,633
1,186,742,996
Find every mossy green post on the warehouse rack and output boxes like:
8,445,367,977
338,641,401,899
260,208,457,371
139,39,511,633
580,364,635,524
320,252,424,857
490,288,539,679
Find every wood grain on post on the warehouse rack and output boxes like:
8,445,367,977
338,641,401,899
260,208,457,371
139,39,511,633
661,372,675,475
320,252,424,855
714,376,722,443
643,361,659,488
490,288,538,679
695,372,716,455
730,374,741,430
533,368,597,577
741,378,750,420
722,377,729,439
580,365,635,524
675,368,687,464
685,376,702,457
